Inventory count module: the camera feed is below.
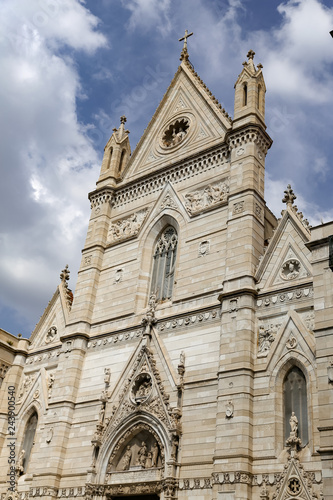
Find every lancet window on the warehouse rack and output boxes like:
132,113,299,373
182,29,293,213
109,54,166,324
20,411,38,473
150,226,178,302
283,366,308,445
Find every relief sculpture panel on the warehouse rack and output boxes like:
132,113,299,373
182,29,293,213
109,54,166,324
184,179,229,215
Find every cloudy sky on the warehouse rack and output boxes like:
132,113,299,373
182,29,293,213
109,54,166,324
1,0,333,337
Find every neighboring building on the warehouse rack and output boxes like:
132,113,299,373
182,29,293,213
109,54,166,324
1,39,333,500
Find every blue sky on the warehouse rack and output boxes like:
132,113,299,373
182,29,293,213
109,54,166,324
0,0,333,337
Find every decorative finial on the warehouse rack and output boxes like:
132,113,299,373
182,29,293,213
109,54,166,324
60,265,73,310
247,49,255,60
179,29,193,61
120,115,127,125
282,184,297,207
60,265,70,284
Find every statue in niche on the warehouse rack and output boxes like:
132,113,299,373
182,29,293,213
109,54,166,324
121,445,132,471
151,442,159,467
136,441,148,467
289,412,298,436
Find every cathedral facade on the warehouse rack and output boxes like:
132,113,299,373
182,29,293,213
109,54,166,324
1,41,333,500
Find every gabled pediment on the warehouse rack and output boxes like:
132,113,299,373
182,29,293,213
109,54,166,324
259,310,315,366
104,339,180,443
274,456,315,500
256,208,312,293
29,287,67,350
121,61,232,183
17,367,51,416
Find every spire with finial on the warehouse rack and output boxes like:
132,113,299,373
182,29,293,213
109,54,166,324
282,184,297,207
179,29,193,61
97,115,131,184
60,264,70,284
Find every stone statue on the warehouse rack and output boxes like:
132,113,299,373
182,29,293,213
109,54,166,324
145,451,152,468
48,373,55,398
151,442,159,467
136,441,148,467
121,445,132,471
104,368,111,385
17,450,25,474
98,406,105,424
290,412,298,435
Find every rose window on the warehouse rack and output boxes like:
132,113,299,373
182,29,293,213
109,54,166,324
162,118,189,147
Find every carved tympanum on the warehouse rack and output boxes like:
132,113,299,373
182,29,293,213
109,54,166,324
109,429,162,473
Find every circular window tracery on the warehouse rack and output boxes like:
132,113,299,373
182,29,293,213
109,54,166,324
161,118,189,148
287,477,301,496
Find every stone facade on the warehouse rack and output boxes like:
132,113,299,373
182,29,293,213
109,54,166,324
1,45,333,500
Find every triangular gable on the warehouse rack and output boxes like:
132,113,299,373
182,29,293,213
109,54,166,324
121,61,232,183
144,182,189,224
258,310,315,365
16,367,51,416
256,208,312,293
104,341,179,442
274,456,315,500
29,286,67,350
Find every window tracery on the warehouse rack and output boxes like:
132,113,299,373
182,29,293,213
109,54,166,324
150,226,178,302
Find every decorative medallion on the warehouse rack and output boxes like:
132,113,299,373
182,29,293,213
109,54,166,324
198,240,210,257
45,326,57,344
131,373,152,404
280,259,301,281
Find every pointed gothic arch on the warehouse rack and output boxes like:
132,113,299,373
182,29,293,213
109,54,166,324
19,407,39,474
96,411,172,486
135,207,187,312
270,354,316,455
150,225,178,302
283,365,308,445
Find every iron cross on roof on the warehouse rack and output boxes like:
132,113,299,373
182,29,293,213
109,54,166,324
179,29,193,51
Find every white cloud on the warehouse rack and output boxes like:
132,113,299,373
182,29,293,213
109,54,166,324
0,0,107,334
121,0,172,34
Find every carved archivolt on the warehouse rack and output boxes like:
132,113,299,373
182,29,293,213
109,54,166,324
107,208,149,244
184,179,229,215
